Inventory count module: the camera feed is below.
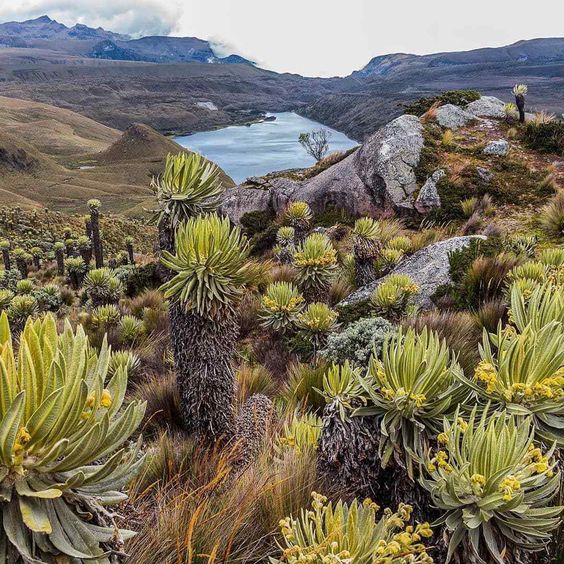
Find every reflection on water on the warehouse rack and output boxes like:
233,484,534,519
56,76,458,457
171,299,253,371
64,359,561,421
175,112,357,184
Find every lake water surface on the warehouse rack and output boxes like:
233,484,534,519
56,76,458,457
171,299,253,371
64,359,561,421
175,112,358,184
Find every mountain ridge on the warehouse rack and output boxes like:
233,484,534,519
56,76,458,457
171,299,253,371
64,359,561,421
0,15,255,66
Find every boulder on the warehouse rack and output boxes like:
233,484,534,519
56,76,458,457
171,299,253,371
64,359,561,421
435,104,478,129
483,139,509,156
338,236,485,310
415,169,444,212
466,96,505,118
220,115,424,223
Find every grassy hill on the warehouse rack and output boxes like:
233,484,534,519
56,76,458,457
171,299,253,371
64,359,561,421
0,97,235,215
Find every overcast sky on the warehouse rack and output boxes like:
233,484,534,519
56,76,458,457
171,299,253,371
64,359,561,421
1,0,562,76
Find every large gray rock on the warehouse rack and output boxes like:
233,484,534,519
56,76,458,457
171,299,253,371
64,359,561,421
483,139,510,156
435,104,478,129
220,115,424,223
415,169,444,212
339,236,485,310
466,96,506,118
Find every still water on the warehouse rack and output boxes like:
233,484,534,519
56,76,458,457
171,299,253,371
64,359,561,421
175,112,358,184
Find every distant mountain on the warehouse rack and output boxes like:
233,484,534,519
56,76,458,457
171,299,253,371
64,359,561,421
0,15,254,66
354,38,564,79
0,15,128,43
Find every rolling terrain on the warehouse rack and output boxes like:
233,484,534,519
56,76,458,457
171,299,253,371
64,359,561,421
0,96,234,214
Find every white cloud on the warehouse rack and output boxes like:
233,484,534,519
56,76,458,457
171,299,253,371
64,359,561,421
0,0,562,76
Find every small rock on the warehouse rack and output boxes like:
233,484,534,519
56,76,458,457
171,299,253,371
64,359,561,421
483,139,509,156
476,167,492,183
466,96,505,118
415,169,444,212
435,104,478,129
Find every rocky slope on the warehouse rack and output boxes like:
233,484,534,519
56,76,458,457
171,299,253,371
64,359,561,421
220,95,563,226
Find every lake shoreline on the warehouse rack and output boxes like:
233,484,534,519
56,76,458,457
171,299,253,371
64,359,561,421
174,112,358,184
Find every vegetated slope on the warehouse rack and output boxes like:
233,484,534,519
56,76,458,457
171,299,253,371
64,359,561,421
0,98,234,214
0,52,344,134
0,95,120,158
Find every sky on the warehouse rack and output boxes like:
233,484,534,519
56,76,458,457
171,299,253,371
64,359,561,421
1,0,562,77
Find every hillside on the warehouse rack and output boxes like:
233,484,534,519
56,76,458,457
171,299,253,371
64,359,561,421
0,95,120,157
0,97,234,214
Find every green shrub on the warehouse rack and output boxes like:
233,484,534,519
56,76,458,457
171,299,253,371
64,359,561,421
522,120,564,155
0,289,14,310
421,407,561,563
34,284,63,312
240,209,276,237
355,327,467,478
273,492,433,563
0,315,146,561
403,89,480,116
0,269,21,292
321,316,394,366
115,262,160,297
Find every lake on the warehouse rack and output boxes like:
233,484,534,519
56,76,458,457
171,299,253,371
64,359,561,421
175,112,358,184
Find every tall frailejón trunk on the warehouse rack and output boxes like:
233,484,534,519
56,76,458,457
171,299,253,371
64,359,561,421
127,242,135,264
169,301,237,442
55,248,65,276
90,207,104,268
2,248,10,271
515,93,525,124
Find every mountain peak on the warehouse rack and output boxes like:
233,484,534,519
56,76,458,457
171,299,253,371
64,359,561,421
25,15,54,24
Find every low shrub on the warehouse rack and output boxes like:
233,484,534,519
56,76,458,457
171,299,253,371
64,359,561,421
321,316,394,367
522,119,564,155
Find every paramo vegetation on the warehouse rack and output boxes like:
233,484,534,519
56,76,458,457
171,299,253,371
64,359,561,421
0,87,563,563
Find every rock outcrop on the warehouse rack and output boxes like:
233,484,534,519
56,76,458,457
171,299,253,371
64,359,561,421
466,96,506,118
415,169,444,212
220,115,424,223
435,104,478,129
339,236,485,311
483,139,510,156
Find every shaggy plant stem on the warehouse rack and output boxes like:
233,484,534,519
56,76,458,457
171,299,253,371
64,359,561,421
169,301,237,441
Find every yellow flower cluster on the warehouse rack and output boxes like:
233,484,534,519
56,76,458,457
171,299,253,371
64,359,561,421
457,417,468,432
12,426,32,466
504,373,564,403
437,432,449,445
526,446,554,477
470,473,486,494
427,450,453,474
294,250,337,268
378,385,426,408
81,389,113,419
279,496,433,564
499,475,521,502
474,361,497,393
262,295,304,313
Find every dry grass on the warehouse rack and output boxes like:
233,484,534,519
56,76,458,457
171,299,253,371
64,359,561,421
125,438,321,563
